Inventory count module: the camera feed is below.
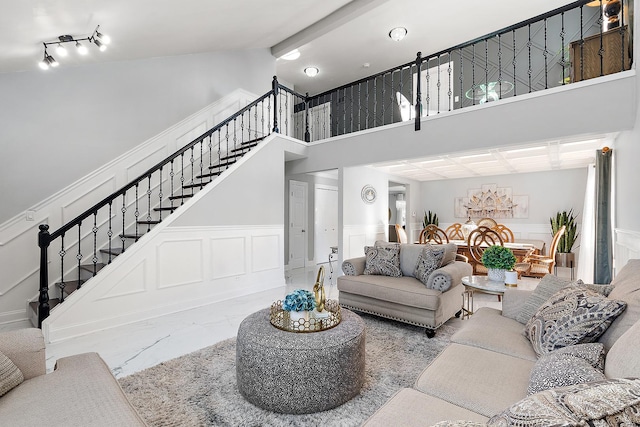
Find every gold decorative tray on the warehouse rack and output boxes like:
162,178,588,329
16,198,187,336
269,299,341,333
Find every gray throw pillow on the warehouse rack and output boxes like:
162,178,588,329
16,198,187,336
515,275,583,324
488,378,640,426
363,245,402,277
525,286,627,357
527,343,606,395
0,350,24,397
414,245,445,287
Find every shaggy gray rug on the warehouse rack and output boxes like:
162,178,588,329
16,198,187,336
119,313,459,427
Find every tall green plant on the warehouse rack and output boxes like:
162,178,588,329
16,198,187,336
423,210,439,228
550,209,578,253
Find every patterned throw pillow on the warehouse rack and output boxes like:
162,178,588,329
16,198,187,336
527,343,606,395
414,244,446,287
525,286,626,357
488,378,640,426
431,422,487,427
363,245,402,277
0,349,24,397
516,275,583,324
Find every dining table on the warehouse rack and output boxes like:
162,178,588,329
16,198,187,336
449,239,544,262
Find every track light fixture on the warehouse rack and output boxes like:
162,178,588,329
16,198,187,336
39,25,110,70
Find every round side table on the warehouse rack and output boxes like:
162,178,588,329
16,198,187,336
236,307,365,414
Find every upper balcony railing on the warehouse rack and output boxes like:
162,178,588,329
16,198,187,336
301,0,632,141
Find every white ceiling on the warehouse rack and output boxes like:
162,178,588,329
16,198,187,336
2,0,593,181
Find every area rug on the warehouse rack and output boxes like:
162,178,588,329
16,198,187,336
119,313,459,427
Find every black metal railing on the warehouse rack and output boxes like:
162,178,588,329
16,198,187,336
36,0,632,326
303,0,631,141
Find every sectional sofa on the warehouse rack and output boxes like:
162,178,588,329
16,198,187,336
0,328,147,426
362,259,640,426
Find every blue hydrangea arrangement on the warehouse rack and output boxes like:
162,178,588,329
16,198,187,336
282,289,316,312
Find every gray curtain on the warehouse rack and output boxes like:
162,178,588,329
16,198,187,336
594,148,613,283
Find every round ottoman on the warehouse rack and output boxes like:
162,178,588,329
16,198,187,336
236,307,365,414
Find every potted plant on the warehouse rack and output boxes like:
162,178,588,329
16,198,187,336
482,245,516,282
423,210,439,228
550,209,578,267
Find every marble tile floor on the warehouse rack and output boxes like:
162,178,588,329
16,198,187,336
1,266,538,379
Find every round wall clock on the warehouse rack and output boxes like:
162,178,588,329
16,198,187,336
361,185,377,204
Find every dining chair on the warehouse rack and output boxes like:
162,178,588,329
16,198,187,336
445,223,464,240
395,224,408,244
419,225,449,244
467,226,504,276
477,217,498,228
493,224,515,242
514,225,566,278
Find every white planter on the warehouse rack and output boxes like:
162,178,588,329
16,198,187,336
488,268,506,282
504,270,518,287
289,310,310,330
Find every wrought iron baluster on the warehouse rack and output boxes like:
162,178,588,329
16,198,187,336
190,147,195,190
121,193,127,253
543,18,549,89
484,39,489,101
357,82,361,131
107,201,113,263
579,5,584,82
365,81,370,129
447,53,452,111
381,74,385,125
561,12,567,85
527,24,532,93
225,123,230,169
59,233,66,302
158,167,164,220
373,77,377,128
471,44,476,105
134,183,139,239
199,140,204,188
343,88,347,135
76,222,82,288
425,59,431,115
180,153,185,203
146,175,152,231
390,71,394,122
512,30,517,96
350,85,354,134
92,212,98,276
169,161,175,210
498,35,503,99
437,55,442,114
598,1,604,77
459,49,464,108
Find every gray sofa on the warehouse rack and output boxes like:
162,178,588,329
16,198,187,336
363,259,640,426
338,243,473,337
0,328,147,426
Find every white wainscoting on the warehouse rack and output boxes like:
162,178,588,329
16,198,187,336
42,225,284,343
615,228,640,274
342,224,386,261
0,89,258,327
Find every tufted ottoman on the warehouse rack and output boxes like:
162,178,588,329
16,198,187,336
236,307,366,414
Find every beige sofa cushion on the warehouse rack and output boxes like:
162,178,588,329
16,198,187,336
0,350,23,397
451,307,537,361
415,343,534,417
338,274,443,311
0,352,146,426
362,388,489,427
605,317,640,378
598,259,640,350
0,329,45,380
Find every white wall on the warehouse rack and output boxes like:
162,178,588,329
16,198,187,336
43,137,289,342
0,48,275,223
340,166,389,261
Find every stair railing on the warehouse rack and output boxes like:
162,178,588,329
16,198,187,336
302,0,631,142
37,79,293,327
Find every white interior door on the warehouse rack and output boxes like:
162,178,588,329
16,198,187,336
289,180,308,269
314,185,338,265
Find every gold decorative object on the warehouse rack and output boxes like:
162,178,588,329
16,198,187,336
314,265,326,312
270,299,341,333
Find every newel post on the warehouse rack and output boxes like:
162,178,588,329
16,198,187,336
272,76,279,133
415,51,422,131
38,224,51,328
304,92,311,142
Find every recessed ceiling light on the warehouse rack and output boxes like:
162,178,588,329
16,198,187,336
389,27,408,42
304,67,319,77
281,49,301,61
